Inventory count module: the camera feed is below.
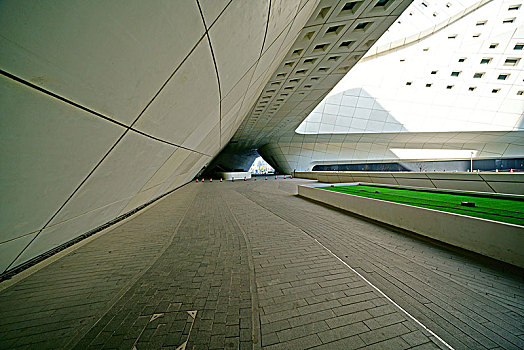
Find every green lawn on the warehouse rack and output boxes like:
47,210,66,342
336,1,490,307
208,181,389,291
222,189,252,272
319,185,524,226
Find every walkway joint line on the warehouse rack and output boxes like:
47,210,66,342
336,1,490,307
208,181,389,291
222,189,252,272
312,237,455,350
65,189,198,349
224,194,263,350
234,187,454,350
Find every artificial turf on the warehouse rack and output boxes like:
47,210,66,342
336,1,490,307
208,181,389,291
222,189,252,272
319,185,524,226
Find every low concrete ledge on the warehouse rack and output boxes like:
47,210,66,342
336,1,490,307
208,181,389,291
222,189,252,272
294,171,524,195
216,172,251,181
298,183,524,268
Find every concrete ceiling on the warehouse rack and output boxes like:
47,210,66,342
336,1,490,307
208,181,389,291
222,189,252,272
229,0,411,151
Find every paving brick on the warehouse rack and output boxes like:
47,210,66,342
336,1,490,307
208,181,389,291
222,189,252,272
359,335,411,349
325,310,373,329
295,299,341,316
1,180,521,350
332,300,375,316
265,334,322,350
261,319,291,335
363,311,406,330
410,342,442,350
209,334,225,349
276,320,329,342
224,336,239,349
401,330,436,347
287,309,336,328
317,321,369,343
261,298,308,315
261,332,279,347
311,335,365,349
358,322,411,345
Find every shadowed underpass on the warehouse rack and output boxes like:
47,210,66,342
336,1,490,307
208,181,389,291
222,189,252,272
0,179,523,350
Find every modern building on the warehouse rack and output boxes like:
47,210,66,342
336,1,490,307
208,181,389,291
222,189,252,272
1,0,412,274
256,0,524,173
1,1,523,349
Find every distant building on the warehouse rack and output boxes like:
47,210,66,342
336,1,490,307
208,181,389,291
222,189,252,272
257,0,524,173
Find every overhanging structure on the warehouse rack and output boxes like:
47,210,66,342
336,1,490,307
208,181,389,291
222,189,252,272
0,0,411,274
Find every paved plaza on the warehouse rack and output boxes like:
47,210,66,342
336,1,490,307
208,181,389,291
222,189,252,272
0,179,523,349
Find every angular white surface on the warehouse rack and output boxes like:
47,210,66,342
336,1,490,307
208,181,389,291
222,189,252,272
195,122,221,155
134,39,219,146
0,75,125,243
199,0,230,28
261,0,524,173
0,1,204,125
140,148,193,192
0,233,37,273
209,0,269,96
263,0,301,53
118,184,164,215
222,65,256,120
2,0,451,272
49,131,175,226
12,198,132,269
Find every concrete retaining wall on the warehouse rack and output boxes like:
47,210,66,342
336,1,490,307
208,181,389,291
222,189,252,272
294,171,524,195
298,184,524,268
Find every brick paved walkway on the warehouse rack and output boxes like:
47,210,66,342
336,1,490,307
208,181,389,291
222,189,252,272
0,179,523,349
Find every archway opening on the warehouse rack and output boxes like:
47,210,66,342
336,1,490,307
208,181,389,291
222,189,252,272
249,156,274,174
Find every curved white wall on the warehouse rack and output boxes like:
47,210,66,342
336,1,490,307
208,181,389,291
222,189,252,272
0,0,320,273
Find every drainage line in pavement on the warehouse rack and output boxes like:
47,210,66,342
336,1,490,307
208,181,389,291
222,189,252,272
235,188,454,350
225,197,263,350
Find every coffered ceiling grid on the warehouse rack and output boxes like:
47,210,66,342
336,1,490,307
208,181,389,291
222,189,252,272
230,0,412,151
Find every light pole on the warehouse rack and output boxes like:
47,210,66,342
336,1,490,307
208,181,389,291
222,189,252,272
470,151,473,172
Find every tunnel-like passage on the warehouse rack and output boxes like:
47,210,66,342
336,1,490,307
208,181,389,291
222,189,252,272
1,179,522,349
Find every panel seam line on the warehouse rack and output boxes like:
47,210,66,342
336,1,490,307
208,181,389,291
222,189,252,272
0,69,211,157
196,0,223,148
